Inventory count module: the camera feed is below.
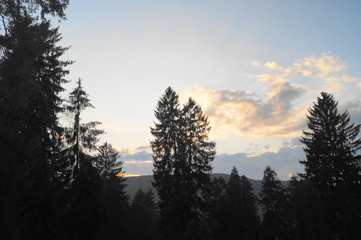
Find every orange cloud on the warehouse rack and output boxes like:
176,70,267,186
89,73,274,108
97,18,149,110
181,84,306,138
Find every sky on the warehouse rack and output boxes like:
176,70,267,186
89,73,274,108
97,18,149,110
58,0,361,179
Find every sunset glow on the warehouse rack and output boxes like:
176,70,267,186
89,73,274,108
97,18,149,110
61,1,361,179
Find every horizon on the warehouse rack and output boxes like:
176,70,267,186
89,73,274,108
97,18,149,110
58,1,361,180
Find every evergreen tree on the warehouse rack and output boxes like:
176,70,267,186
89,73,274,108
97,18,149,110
223,167,259,240
300,92,361,239
208,177,227,240
127,188,159,240
65,78,103,178
0,2,70,237
286,176,334,240
64,79,104,240
259,166,288,240
132,188,156,210
96,142,128,240
151,87,215,240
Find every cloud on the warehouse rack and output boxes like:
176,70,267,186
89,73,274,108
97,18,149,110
119,142,305,180
340,99,361,125
119,147,153,175
180,54,361,139
213,145,305,180
302,55,345,77
182,82,306,138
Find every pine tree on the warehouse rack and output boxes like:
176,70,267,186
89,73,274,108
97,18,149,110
223,167,259,240
151,87,215,240
260,166,287,240
127,188,160,240
95,142,128,240
287,176,334,240
300,92,361,239
0,2,70,237
208,176,227,240
65,78,104,178
64,79,104,240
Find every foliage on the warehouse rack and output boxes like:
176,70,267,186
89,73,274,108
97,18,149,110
222,167,260,240
300,92,361,239
260,166,288,240
151,87,216,240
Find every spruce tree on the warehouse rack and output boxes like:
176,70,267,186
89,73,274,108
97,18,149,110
95,142,128,240
287,176,334,240
64,79,104,239
260,166,287,240
65,78,103,177
300,92,361,239
223,167,259,240
151,87,215,240
0,2,70,237
151,87,181,239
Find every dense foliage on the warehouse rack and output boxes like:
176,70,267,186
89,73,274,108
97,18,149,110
151,87,216,240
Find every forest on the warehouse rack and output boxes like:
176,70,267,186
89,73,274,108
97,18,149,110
0,1,361,240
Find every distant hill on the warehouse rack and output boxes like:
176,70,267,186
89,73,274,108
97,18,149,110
124,174,289,201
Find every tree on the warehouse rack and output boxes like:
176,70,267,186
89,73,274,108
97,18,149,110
95,142,128,240
300,92,361,239
151,87,216,240
65,78,103,178
208,176,227,240
259,166,288,240
127,188,159,240
64,79,104,240
222,167,259,240
286,176,334,240
0,7,70,238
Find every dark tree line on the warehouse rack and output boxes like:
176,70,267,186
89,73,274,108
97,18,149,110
0,1,361,240
0,2,130,240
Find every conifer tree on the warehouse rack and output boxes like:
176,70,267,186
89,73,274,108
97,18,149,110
151,87,215,240
287,176,334,240
95,142,128,240
64,79,104,239
300,92,361,239
260,166,287,240
223,167,259,240
208,177,227,240
0,2,70,237
65,78,103,177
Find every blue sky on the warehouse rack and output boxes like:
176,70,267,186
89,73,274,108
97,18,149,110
59,1,361,179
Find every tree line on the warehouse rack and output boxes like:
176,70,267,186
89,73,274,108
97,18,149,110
0,1,360,240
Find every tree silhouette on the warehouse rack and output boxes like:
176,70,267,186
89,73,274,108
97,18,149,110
65,78,103,178
0,6,70,238
300,92,361,239
64,79,104,240
96,142,128,240
222,167,259,240
260,166,288,240
151,87,215,240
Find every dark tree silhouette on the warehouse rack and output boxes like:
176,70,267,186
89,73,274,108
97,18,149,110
127,188,159,240
64,79,104,240
0,6,70,238
95,142,128,240
151,87,215,240
260,166,288,240
223,167,259,240
65,78,103,178
208,176,227,240
300,92,361,239
286,176,334,240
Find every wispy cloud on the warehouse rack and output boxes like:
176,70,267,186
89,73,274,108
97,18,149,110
181,54,361,139
213,143,305,180
181,83,306,138
118,139,305,180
